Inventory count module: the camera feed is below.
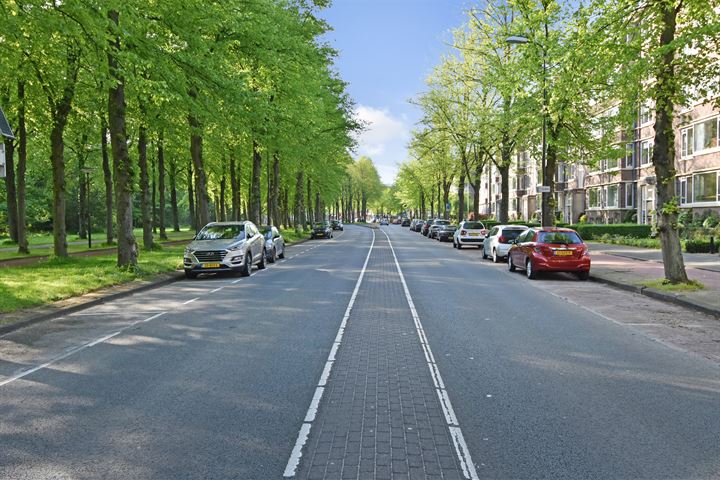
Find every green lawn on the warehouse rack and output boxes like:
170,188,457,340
0,246,185,315
639,279,705,292
280,228,309,244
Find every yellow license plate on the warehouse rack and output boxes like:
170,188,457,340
554,250,573,256
469,233,478,236
202,263,221,268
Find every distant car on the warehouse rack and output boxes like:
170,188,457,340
311,222,333,239
259,225,286,263
452,221,487,249
508,227,591,280
421,219,433,236
380,218,389,226
482,225,529,262
435,224,457,242
183,221,266,279
401,218,411,227
330,220,344,231
428,219,450,239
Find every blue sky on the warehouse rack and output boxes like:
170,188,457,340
321,0,469,184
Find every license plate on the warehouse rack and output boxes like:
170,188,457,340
469,233,478,237
554,250,573,256
202,263,221,268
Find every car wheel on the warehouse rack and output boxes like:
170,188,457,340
268,248,276,263
526,259,537,279
184,270,198,279
492,249,500,263
482,247,488,259
240,253,252,277
457,241,462,249
278,247,285,259
257,249,267,269
576,271,589,281
508,254,516,272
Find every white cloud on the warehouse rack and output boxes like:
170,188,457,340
353,105,410,184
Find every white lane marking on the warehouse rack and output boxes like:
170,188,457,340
183,298,199,305
379,229,479,480
0,311,167,388
304,387,325,422
284,227,376,478
210,287,224,293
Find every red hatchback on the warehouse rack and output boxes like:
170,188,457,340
507,227,590,280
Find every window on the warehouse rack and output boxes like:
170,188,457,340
678,177,688,205
588,188,599,208
639,105,652,125
538,231,583,245
641,140,653,165
625,184,635,207
692,171,719,203
681,127,694,158
694,117,719,152
195,224,244,240
624,143,635,168
607,184,619,208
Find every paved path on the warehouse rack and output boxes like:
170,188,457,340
0,225,718,479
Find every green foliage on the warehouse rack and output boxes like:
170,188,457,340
685,239,717,254
573,224,651,240
640,279,704,292
594,234,663,249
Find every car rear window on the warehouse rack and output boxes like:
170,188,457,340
463,222,484,229
434,220,450,225
501,229,525,240
538,231,583,244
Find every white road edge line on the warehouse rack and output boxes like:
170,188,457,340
283,227,376,478
0,312,167,388
379,228,480,480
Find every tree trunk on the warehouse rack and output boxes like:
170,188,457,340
230,155,239,221
473,162,481,219
157,132,167,239
77,134,88,239
101,120,113,245
541,136,557,227
294,170,305,231
457,173,465,222
442,180,451,220
16,80,28,254
187,162,196,231
271,153,280,226
307,176,313,224
189,115,209,228
220,174,227,221
3,137,18,243
138,123,153,250
315,191,321,222
169,161,180,232
151,149,157,234
652,0,688,283
498,162,510,224
107,10,137,267
249,140,262,224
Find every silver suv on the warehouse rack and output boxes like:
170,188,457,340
183,221,266,279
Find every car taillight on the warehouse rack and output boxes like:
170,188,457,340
460,230,467,235
498,236,506,243
582,246,590,257
481,229,487,236
533,246,551,256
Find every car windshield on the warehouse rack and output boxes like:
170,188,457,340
314,223,325,228
434,220,450,225
538,231,583,244
463,222,484,229
195,225,244,240
501,229,526,240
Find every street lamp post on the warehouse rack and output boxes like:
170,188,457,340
506,34,550,226
81,167,93,249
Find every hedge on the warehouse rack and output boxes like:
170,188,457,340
571,223,651,240
685,239,718,254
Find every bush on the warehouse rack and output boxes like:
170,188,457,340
571,223,651,240
596,234,663,249
685,239,718,253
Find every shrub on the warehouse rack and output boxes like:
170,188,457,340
572,223,651,240
685,239,717,253
702,214,719,229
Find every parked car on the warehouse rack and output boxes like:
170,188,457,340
507,227,591,280
452,221,487,249
428,219,451,239
380,218,389,226
330,220,344,231
259,225,286,263
436,224,457,242
183,221,266,279
409,219,419,230
482,225,529,262
401,218,411,227
420,219,433,236
311,222,333,239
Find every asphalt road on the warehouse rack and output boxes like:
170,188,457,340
1,225,718,479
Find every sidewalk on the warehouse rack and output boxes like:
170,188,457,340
587,242,720,317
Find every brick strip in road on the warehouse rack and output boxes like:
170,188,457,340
294,231,469,479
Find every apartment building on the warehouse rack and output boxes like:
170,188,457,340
478,98,720,224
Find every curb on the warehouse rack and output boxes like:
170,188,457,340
0,271,185,337
589,274,720,318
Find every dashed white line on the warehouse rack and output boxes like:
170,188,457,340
210,287,224,293
379,228,479,480
283,227,376,478
183,297,199,305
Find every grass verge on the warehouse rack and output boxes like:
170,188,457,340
639,278,705,292
0,246,184,314
280,228,309,244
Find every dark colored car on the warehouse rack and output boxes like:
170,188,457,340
401,218,411,227
428,219,451,239
507,227,590,280
330,220,344,231
436,224,457,242
310,222,333,239
421,220,433,236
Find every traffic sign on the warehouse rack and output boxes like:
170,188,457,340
445,202,451,211
537,186,551,193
